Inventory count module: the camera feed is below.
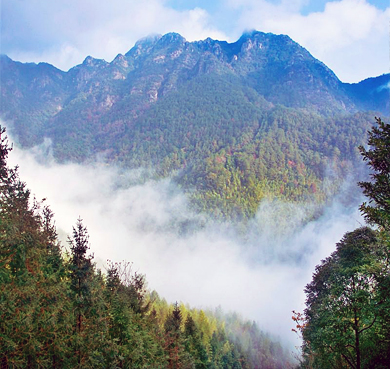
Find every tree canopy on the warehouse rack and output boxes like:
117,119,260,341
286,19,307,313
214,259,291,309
301,227,390,368
297,117,390,368
359,117,390,230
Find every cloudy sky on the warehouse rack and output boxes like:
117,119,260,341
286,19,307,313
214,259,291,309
1,0,389,82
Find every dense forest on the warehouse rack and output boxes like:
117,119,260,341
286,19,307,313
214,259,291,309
294,117,390,368
1,30,390,368
0,125,292,368
1,31,389,221
2,118,390,368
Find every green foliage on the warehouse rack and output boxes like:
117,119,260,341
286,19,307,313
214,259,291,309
0,126,73,367
359,117,390,230
184,315,209,369
0,125,293,368
298,118,390,368
151,294,292,369
179,109,371,220
301,227,390,368
1,40,385,221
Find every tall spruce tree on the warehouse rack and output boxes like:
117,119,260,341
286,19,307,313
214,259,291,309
68,218,94,334
164,302,195,368
68,218,97,366
184,315,209,369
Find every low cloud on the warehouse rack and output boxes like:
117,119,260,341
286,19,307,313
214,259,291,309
377,81,390,91
7,135,364,349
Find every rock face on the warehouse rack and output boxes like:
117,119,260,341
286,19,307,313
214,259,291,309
1,31,389,220
0,31,389,154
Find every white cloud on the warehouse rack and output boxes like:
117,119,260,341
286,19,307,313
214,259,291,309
5,134,364,348
2,0,387,80
277,0,389,82
229,0,390,81
377,81,390,90
1,0,227,71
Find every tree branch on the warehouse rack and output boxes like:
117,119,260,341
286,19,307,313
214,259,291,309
358,315,377,334
341,352,357,369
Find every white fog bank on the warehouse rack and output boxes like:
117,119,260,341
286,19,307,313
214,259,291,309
8,138,364,349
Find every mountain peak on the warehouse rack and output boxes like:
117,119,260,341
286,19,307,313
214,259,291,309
134,34,162,47
82,56,108,67
125,34,162,58
2,30,386,121
159,32,186,45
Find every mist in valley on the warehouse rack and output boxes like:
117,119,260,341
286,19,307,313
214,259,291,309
7,132,365,350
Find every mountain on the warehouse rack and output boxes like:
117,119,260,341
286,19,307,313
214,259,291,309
1,31,389,219
344,73,390,113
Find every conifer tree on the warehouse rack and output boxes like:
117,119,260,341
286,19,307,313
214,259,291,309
164,302,193,368
184,315,209,369
68,218,94,334
359,117,390,230
67,218,98,366
0,126,72,368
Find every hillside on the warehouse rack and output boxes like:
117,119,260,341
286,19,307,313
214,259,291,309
0,125,293,368
1,31,389,219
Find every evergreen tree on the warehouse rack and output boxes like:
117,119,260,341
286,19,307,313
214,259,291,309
68,218,94,336
105,261,167,368
164,302,195,368
184,315,209,369
67,218,107,367
0,126,72,367
359,117,390,230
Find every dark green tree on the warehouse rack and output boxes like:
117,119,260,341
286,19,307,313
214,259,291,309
0,126,72,368
184,315,209,369
359,117,390,230
68,218,94,336
301,227,390,368
68,218,108,367
104,261,166,368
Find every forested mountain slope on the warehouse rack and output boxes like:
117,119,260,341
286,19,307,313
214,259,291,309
0,126,292,368
1,31,389,219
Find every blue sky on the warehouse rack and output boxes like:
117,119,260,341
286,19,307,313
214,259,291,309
1,0,389,82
